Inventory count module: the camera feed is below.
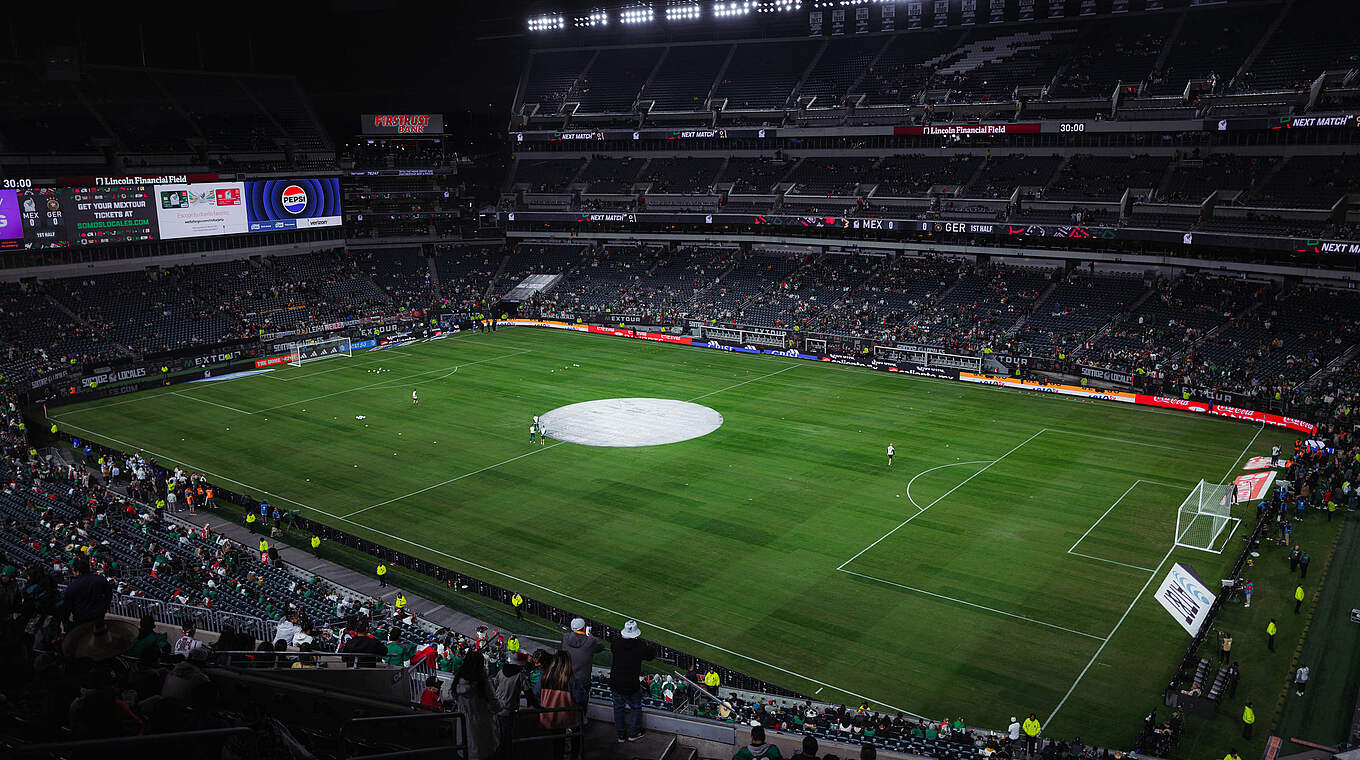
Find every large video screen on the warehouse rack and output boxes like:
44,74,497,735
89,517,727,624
0,177,342,251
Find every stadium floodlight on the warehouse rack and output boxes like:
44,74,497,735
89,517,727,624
527,14,566,31
713,0,755,18
574,9,609,27
666,3,702,20
756,0,799,12
620,5,655,23
1174,479,1243,554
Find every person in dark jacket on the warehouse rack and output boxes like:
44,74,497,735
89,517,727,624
340,620,388,667
562,617,603,693
63,558,111,630
610,620,656,743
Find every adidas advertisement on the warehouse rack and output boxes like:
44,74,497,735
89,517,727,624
244,178,342,232
155,182,247,239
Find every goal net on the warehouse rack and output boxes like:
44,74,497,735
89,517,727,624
287,336,353,367
1174,479,1241,554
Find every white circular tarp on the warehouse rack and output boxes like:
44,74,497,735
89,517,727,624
539,398,723,447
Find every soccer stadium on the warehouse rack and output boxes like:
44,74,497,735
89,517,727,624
0,1,1357,759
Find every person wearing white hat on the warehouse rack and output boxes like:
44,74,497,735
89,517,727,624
610,620,656,743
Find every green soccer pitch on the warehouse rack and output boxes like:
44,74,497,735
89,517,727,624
47,327,1291,744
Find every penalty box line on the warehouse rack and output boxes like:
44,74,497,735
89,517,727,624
1045,422,1266,727
46,411,925,720
1064,479,1196,574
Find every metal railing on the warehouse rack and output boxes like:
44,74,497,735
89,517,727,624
340,712,470,760
108,592,277,644
10,727,254,758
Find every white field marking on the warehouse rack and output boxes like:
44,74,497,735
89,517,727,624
1043,427,1240,456
1066,551,1156,573
169,391,253,415
905,460,994,512
276,353,400,382
251,349,534,413
839,569,1105,641
49,388,181,416
837,428,1048,571
1045,422,1265,727
46,410,925,718
686,364,800,402
341,443,566,518
1067,479,1193,571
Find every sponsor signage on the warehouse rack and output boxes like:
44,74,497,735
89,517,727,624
81,366,148,388
362,114,444,135
1233,470,1277,502
1080,365,1133,386
894,123,1041,136
0,176,342,250
1244,456,1289,470
1155,563,1216,636
1136,394,1210,413
255,353,299,368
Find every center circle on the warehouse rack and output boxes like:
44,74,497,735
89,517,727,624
539,398,724,447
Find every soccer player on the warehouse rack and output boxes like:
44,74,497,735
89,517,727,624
412,389,420,407
529,422,537,444
887,443,895,467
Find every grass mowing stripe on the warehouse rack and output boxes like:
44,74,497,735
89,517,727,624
685,363,800,401
169,391,253,415
252,348,534,413
839,568,1107,640
837,427,1048,570
1044,422,1266,726
341,442,567,518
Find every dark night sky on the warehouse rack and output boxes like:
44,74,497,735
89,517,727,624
4,1,538,140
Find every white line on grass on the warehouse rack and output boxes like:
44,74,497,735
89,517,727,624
839,569,1105,641
46,411,925,719
169,391,254,415
837,428,1048,571
341,443,566,518
252,349,534,413
687,364,799,402
905,460,994,512
1066,551,1155,573
1044,422,1265,727
1067,481,1143,554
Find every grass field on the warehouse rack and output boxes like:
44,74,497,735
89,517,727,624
48,327,1293,745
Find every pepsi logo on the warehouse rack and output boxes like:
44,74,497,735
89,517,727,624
280,184,308,214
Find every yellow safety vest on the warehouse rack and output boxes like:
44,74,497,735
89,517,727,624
1295,586,1305,601
396,595,406,609
511,594,523,608
246,513,257,523
704,671,719,687
1023,719,1041,737
1266,621,1277,635
1242,706,1255,725
259,540,268,552
376,564,387,576
311,536,321,548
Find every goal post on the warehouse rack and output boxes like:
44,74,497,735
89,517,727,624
287,336,353,367
1174,479,1242,554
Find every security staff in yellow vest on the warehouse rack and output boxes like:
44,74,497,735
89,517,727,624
1225,751,1243,760
1294,584,1305,615
511,592,524,619
704,669,720,695
246,511,258,533
259,539,269,563
1022,714,1042,755
1266,618,1277,651
310,535,321,555
395,593,407,616
1241,702,1255,739
377,563,388,588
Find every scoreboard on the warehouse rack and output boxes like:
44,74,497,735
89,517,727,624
0,177,341,251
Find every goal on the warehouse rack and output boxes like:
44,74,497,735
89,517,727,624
1174,479,1242,554
287,336,353,367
